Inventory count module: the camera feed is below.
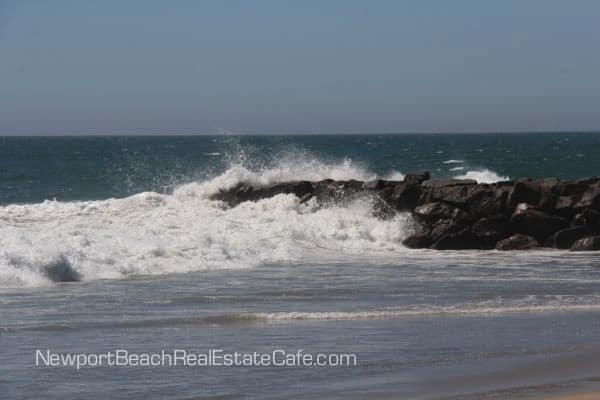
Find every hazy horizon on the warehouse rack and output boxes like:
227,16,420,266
1,0,599,135
3,130,600,137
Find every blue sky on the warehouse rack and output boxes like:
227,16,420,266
0,0,599,134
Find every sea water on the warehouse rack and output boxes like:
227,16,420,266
2,133,600,399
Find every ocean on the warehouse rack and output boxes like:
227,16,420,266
2,133,600,399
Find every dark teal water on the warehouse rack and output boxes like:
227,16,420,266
2,132,600,204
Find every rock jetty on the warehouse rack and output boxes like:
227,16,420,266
210,172,600,251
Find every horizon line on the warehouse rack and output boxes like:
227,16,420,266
2,130,600,137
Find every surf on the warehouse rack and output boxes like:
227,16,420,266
0,149,509,288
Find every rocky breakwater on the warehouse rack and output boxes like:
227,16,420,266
210,172,600,251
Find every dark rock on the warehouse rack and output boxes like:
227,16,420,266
540,182,563,213
551,226,592,249
495,234,539,251
43,256,81,282
471,215,511,247
362,179,398,191
555,195,577,218
574,183,600,211
211,181,314,206
414,202,469,223
573,209,600,227
370,197,397,219
362,179,387,191
419,179,477,206
390,181,423,211
507,179,542,210
510,203,568,241
421,179,477,189
402,234,433,249
298,193,313,204
429,185,476,207
403,171,430,185
505,178,561,212
467,185,506,217
570,235,600,251
209,175,600,251
314,180,362,203
430,218,467,241
284,181,314,198
562,178,599,196
431,227,478,250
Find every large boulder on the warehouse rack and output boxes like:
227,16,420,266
313,179,362,203
421,179,477,189
403,171,430,185
467,184,510,217
538,178,563,212
431,227,478,250
506,178,562,212
507,179,542,210
390,181,423,211
555,195,577,218
551,226,592,249
268,181,314,200
210,181,315,206
414,202,469,223
570,236,600,251
362,179,393,191
419,179,477,206
510,203,568,241
430,218,468,241
43,256,81,282
362,179,397,210
562,178,600,197
471,215,511,247
495,234,539,251
574,182,600,211
573,209,600,227
402,234,433,249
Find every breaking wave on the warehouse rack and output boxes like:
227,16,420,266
0,154,414,288
0,148,510,288
255,304,600,321
443,159,464,164
453,168,509,183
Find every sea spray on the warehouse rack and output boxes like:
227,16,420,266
0,179,413,287
0,147,507,287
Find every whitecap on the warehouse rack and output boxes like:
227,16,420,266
453,168,509,183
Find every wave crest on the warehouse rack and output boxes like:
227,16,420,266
453,168,508,183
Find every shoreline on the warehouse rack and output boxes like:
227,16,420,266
546,393,600,400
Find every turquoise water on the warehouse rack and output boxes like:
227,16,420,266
2,133,600,399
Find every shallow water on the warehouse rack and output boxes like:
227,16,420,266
3,253,600,399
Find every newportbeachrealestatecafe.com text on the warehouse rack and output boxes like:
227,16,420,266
35,349,358,370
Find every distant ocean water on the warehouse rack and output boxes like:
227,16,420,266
2,133,600,204
2,133,600,399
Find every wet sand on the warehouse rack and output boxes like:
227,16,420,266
544,392,600,400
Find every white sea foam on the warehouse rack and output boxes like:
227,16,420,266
174,153,381,199
443,159,464,164
453,168,509,183
382,170,405,181
0,149,515,288
0,157,414,287
254,302,600,321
